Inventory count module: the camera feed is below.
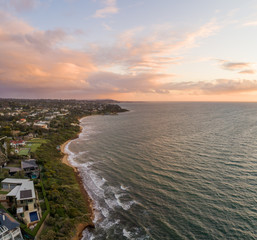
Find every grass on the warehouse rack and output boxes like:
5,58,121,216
25,143,41,153
0,190,8,194
25,139,49,153
18,148,30,156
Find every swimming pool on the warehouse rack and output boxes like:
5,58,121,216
29,211,39,222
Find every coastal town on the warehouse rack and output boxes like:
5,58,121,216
0,98,127,240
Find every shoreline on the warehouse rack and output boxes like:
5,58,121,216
60,118,95,240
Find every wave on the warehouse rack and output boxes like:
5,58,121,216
64,140,80,167
123,228,132,239
67,116,148,239
120,184,129,191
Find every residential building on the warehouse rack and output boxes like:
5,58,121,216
0,209,23,240
21,160,39,179
9,141,25,149
33,121,48,129
1,179,40,226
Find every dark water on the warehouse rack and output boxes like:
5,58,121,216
66,102,257,239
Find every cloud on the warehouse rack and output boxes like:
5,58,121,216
86,71,172,94
0,13,222,98
0,10,34,33
217,60,256,74
222,62,251,70
5,12,254,100
94,0,118,18
0,0,39,12
91,20,219,76
0,11,97,96
242,21,257,27
239,69,256,74
102,22,112,31
163,79,257,94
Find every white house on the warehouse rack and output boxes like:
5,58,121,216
1,179,40,225
0,209,23,240
33,121,48,129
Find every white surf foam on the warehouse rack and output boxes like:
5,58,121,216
114,193,126,200
120,184,129,191
100,218,120,230
118,200,136,211
104,198,119,209
114,192,137,211
78,151,88,156
123,229,132,239
64,140,80,167
101,208,109,218
82,229,95,240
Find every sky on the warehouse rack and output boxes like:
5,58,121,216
1,0,257,101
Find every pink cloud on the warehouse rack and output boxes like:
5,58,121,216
93,0,118,18
0,12,97,94
2,12,255,100
222,62,251,70
0,0,39,12
163,79,257,94
92,20,219,76
217,59,256,75
239,69,256,74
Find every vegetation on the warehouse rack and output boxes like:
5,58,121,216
35,120,91,239
0,98,128,239
25,139,48,153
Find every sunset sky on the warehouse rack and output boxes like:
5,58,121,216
1,0,257,101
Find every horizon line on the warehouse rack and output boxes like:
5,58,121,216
1,98,257,103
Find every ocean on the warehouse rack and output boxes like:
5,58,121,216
65,102,257,240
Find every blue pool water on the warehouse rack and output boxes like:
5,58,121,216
29,211,38,222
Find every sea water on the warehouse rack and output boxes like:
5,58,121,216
66,102,257,240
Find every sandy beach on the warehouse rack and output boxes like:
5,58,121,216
60,139,77,171
60,124,95,240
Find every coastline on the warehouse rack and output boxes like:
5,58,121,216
60,119,95,240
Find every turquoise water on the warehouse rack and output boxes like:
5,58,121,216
66,102,257,239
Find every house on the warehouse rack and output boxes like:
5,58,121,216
10,140,25,148
44,115,55,121
3,167,22,176
21,160,39,179
1,179,41,226
0,209,23,240
33,121,48,129
11,131,21,137
16,119,26,124
23,133,35,141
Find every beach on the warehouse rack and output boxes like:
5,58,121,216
60,123,95,240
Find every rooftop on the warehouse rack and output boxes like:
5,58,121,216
3,178,35,201
2,178,29,184
0,209,19,232
21,159,38,169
